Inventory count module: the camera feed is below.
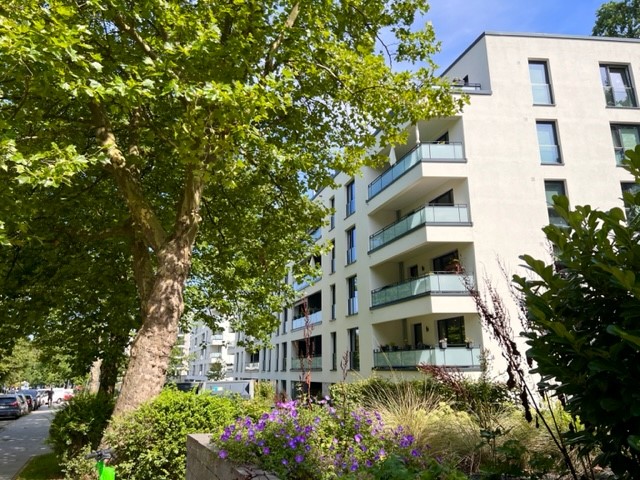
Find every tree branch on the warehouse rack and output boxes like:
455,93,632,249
88,100,167,252
264,2,300,76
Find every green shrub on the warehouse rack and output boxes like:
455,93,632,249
102,389,249,480
48,392,115,458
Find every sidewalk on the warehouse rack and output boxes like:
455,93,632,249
0,407,55,480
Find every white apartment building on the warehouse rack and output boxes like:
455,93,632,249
186,320,236,382
233,32,640,398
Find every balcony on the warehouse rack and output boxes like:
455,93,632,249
371,272,471,308
373,346,481,370
292,310,322,330
604,86,637,107
290,355,322,370
368,142,465,200
369,204,470,252
245,362,260,371
293,276,320,291
210,352,222,359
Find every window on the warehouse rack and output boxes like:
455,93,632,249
330,239,336,273
611,124,640,166
348,327,360,371
429,189,454,206
346,180,355,217
346,227,356,264
529,61,553,105
433,250,459,272
347,275,358,315
331,332,337,370
275,344,279,371
409,265,419,278
329,197,335,230
622,182,640,221
282,342,287,371
437,316,466,346
544,180,568,226
330,284,336,320
536,121,561,164
600,64,637,107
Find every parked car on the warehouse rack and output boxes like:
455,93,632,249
13,393,29,415
17,389,41,410
0,394,25,419
21,394,34,411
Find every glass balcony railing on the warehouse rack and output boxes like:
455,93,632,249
371,272,471,308
369,204,470,252
368,142,465,200
604,86,637,108
373,346,481,369
290,355,322,370
292,310,322,330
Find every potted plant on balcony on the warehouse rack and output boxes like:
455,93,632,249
465,338,474,349
438,338,447,349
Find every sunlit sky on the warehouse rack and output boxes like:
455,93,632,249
424,0,607,72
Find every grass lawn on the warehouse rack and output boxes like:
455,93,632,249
15,453,64,480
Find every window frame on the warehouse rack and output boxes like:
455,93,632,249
528,60,554,105
610,124,640,166
544,180,568,226
536,120,562,165
600,64,638,108
345,180,356,217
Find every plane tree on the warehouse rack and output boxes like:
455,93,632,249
0,0,463,416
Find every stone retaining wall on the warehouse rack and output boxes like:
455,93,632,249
186,434,279,480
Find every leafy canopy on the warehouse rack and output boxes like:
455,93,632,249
593,0,640,38
514,146,640,476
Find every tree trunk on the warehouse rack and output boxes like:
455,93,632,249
112,236,195,417
87,358,102,394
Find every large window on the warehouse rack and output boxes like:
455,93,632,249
611,124,640,166
347,275,358,315
544,180,568,226
437,316,466,346
536,121,562,164
600,64,637,107
329,197,335,230
529,61,553,105
348,327,360,371
346,227,356,265
330,239,336,273
345,180,355,217
622,182,640,221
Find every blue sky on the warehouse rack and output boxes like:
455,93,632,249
425,0,606,71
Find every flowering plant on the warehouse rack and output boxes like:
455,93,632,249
214,397,442,479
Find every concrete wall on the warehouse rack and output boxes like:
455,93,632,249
186,434,278,480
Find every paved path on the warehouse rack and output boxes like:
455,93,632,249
0,407,56,480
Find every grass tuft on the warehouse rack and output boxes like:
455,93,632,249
15,452,63,480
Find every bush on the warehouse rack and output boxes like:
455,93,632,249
101,388,250,480
48,392,115,458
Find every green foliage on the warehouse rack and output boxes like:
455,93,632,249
514,146,640,476
101,389,247,480
49,392,115,458
15,453,62,480
593,0,640,38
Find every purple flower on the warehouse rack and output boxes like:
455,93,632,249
354,433,363,443
218,450,228,459
295,454,304,463
262,447,270,455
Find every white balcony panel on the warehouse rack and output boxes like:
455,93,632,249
369,294,477,324
367,161,469,215
368,225,474,267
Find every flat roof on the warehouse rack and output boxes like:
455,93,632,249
442,31,640,76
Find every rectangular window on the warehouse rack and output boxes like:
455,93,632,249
600,64,637,107
437,316,466,346
622,182,640,221
331,332,337,370
529,61,553,105
545,180,568,226
433,250,459,272
346,227,356,264
536,121,562,164
275,344,279,371
330,240,336,273
347,275,358,315
282,342,287,371
346,180,355,217
330,284,336,320
429,189,454,206
329,197,335,230
611,124,640,166
348,327,360,371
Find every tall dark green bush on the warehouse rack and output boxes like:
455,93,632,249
48,392,115,458
102,388,251,480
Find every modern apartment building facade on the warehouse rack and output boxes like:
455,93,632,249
232,32,639,398
185,320,236,382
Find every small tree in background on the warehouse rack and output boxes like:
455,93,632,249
514,146,640,476
206,360,227,381
593,0,640,38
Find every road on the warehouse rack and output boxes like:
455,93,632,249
0,406,55,480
